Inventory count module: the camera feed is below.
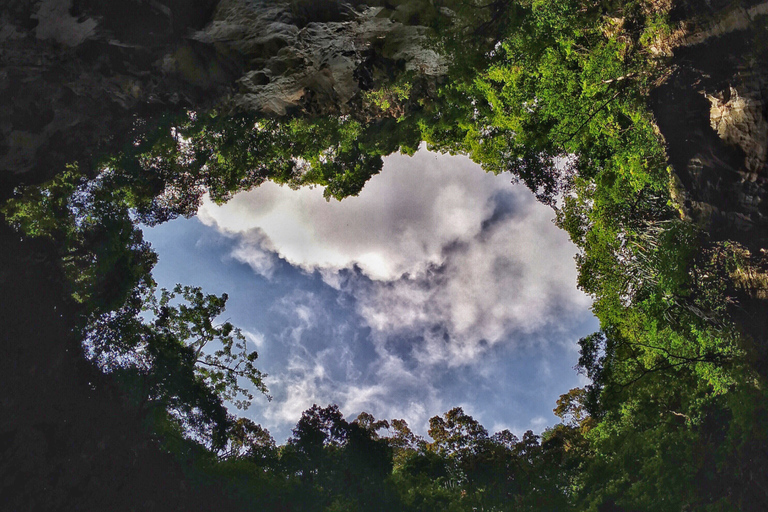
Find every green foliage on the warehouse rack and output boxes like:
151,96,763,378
148,284,270,408
417,0,669,205
100,109,423,213
2,165,157,311
84,281,269,448
363,81,414,118
4,0,767,509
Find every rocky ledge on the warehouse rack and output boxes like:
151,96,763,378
650,1,768,347
0,0,449,187
652,1,768,252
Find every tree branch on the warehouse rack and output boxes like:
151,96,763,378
196,358,248,377
561,89,623,146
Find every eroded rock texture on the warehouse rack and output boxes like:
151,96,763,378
0,0,448,188
200,0,446,115
652,4,768,252
650,2,768,348
1,0,217,187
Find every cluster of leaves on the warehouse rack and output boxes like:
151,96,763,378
2,164,157,311
363,80,414,119
1,163,269,450
420,0,671,202
85,282,269,436
99,106,425,217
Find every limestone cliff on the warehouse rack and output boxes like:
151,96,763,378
652,1,768,253
650,0,768,346
0,0,448,188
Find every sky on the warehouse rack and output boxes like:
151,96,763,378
142,147,599,443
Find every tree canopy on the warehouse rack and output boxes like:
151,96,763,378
3,0,768,509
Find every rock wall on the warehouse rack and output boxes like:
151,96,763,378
651,2,768,252
0,0,449,188
651,0,768,346
0,0,220,188
196,0,446,116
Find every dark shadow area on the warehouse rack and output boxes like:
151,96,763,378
0,218,240,511
650,28,768,252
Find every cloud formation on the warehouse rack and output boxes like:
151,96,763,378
198,149,498,281
145,147,600,440
198,148,591,368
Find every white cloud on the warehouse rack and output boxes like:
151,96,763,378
199,147,591,369
243,329,266,349
341,384,388,415
195,147,595,438
198,148,496,281
230,232,277,278
530,416,549,431
251,298,446,438
264,357,327,424
491,422,514,436
259,346,435,434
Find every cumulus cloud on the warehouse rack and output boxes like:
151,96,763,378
229,230,279,278
198,148,498,281
199,148,591,367
342,189,591,366
188,147,595,439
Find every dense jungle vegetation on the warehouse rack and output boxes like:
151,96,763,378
3,0,768,510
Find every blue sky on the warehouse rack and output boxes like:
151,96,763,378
143,148,599,443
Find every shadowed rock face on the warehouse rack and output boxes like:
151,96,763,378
649,5,768,349
0,0,448,190
651,15,768,252
1,0,221,188
198,0,447,116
